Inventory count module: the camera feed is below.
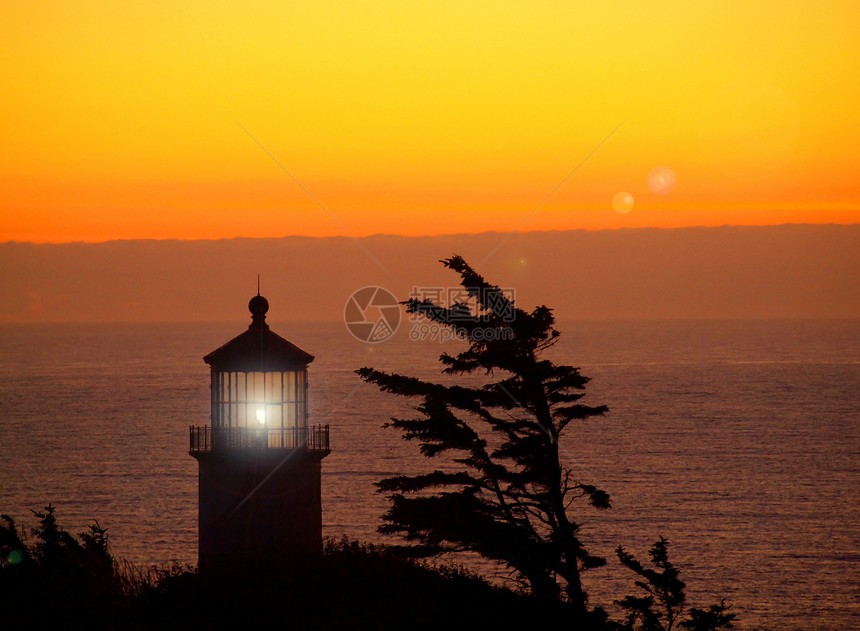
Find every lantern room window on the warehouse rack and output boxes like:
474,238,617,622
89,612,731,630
213,370,307,430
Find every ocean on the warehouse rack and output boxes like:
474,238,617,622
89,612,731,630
0,319,857,629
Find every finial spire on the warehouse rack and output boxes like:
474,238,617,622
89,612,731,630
257,274,260,296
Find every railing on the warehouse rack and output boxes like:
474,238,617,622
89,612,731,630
189,425,330,454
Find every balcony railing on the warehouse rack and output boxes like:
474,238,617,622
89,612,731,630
189,425,330,455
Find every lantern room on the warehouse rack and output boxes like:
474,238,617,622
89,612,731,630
190,293,329,454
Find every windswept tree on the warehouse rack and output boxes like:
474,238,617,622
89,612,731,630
357,255,610,620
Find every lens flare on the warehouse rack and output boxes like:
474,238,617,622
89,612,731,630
612,192,634,214
648,166,676,195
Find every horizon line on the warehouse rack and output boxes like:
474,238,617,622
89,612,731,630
3,221,859,246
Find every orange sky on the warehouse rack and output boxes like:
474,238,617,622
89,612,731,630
1,1,858,242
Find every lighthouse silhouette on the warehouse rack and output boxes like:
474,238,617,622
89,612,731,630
189,292,330,569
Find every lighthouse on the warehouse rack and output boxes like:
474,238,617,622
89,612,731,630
189,293,330,569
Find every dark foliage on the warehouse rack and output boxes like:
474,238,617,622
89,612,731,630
358,255,610,619
1,507,576,631
611,537,735,631
0,505,123,629
137,537,577,631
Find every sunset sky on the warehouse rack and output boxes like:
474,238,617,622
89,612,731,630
2,1,858,242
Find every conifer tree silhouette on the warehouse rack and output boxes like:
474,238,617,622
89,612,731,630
358,255,610,620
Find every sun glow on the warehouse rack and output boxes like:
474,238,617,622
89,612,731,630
1,1,858,242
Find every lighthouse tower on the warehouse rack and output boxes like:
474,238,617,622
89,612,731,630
189,293,330,569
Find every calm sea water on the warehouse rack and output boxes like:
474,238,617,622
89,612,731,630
0,319,857,629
